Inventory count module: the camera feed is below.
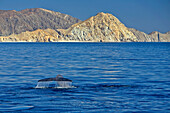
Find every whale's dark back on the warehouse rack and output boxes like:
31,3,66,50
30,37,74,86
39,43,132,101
38,76,72,82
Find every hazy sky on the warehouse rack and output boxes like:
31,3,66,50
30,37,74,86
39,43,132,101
0,0,169,33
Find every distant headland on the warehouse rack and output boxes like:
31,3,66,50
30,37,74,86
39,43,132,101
0,8,169,42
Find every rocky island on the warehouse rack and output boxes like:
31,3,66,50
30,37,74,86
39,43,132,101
0,8,169,42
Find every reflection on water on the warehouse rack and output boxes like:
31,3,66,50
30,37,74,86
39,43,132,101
0,42,169,112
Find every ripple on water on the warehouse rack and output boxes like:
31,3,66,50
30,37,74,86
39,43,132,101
0,105,34,112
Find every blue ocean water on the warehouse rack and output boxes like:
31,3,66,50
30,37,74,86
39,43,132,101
0,42,169,113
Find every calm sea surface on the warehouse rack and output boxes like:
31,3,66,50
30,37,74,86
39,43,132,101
0,42,169,113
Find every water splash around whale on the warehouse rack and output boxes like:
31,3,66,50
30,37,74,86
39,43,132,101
35,75,74,88
35,81,73,88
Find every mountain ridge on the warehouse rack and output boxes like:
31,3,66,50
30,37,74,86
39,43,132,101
0,8,81,36
0,8,169,42
56,12,138,42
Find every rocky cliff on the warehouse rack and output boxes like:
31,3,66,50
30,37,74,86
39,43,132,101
0,8,81,36
148,31,170,42
57,12,137,42
129,28,170,42
0,9,169,42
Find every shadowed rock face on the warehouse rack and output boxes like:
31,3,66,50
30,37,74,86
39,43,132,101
0,8,81,36
38,75,72,82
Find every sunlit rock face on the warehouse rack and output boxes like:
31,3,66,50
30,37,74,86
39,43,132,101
0,29,59,42
58,12,138,42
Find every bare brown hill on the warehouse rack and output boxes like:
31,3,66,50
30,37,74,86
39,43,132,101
0,8,81,36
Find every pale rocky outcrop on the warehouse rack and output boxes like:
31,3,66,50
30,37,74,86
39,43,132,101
129,28,170,42
57,12,138,42
128,28,151,42
149,31,170,42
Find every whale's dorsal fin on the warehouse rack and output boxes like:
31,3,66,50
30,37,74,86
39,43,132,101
56,74,63,78
38,75,72,82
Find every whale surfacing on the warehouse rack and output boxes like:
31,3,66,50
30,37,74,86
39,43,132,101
36,75,73,88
